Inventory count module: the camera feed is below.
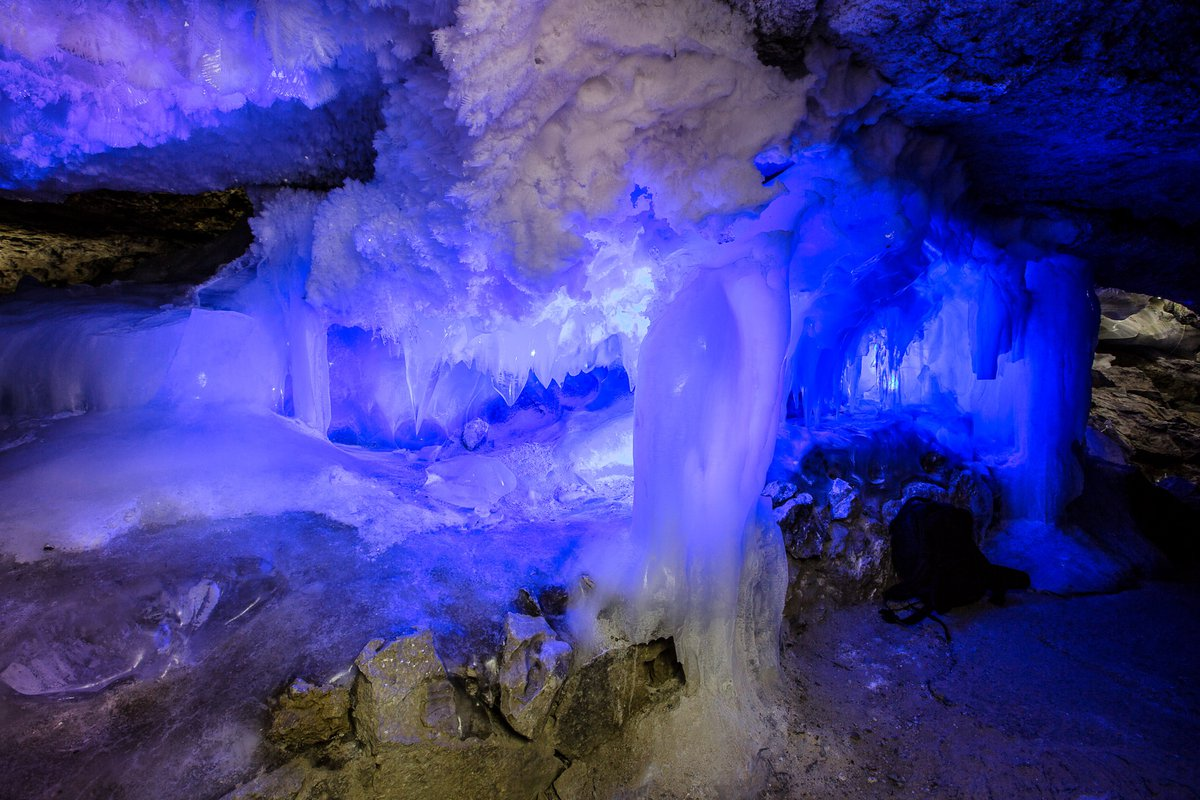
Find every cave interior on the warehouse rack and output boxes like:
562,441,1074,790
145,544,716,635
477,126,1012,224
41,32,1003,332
0,2,1198,798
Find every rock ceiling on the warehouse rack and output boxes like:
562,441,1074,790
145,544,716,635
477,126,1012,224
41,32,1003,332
1,0,1197,301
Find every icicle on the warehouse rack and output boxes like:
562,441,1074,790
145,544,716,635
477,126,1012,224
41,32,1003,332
402,337,443,433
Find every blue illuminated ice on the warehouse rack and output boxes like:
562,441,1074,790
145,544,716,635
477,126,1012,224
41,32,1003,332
0,3,1104,781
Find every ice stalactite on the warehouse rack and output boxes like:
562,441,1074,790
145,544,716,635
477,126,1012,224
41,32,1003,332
1012,256,1098,522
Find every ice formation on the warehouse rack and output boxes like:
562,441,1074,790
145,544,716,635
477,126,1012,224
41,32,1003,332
1,0,1100,708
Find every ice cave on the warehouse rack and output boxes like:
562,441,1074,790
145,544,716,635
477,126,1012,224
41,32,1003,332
0,1,1198,798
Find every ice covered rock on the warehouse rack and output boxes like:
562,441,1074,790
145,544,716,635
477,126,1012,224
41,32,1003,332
424,454,517,510
351,632,461,750
559,411,634,490
1,629,148,696
983,521,1133,595
179,579,220,631
461,418,489,451
828,478,858,520
498,613,572,738
762,480,799,508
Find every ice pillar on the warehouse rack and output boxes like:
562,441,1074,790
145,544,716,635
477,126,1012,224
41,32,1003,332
631,248,790,687
1008,255,1098,522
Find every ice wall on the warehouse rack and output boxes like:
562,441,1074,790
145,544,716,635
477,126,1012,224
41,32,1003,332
0,0,444,193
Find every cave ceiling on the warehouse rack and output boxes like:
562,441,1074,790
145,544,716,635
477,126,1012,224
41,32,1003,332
1,0,1197,302
741,0,1200,302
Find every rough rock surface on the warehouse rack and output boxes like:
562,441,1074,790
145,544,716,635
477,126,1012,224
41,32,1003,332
550,638,685,762
771,450,996,627
497,613,572,738
235,626,686,800
746,0,1200,302
0,3,1194,302
461,417,489,451
350,632,463,750
0,189,252,292
1089,291,1200,489
268,679,352,753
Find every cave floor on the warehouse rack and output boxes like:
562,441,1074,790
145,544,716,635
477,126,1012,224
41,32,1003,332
1,505,1197,799
770,581,1200,799
0,510,608,800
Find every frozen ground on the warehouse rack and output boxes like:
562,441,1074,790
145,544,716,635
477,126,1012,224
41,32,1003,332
1,378,1195,799
2,496,1196,799
0,392,637,799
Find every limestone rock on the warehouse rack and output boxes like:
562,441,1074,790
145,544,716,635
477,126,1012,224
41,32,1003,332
552,638,684,760
269,678,351,752
828,478,858,520
1097,290,1200,355
0,189,253,292
537,585,570,619
1090,341,1200,489
762,479,798,507
351,632,462,751
498,613,572,738
949,470,995,538
220,762,308,800
776,494,825,559
370,737,562,800
514,588,541,617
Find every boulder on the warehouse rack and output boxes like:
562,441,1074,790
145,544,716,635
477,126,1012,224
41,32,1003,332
776,494,825,559
828,478,858,520
551,638,684,761
498,614,572,738
462,418,489,451
351,632,462,751
762,480,798,507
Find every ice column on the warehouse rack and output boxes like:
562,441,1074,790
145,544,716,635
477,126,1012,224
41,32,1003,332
631,247,790,688
1007,255,1098,521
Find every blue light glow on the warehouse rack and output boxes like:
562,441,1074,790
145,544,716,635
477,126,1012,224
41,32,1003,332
0,0,1101,703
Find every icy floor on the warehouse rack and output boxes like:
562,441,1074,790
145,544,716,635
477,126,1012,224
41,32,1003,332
0,505,632,799
0,394,636,799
